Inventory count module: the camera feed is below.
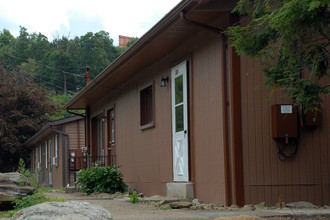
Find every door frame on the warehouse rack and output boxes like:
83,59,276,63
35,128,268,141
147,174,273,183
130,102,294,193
171,60,189,182
107,107,115,166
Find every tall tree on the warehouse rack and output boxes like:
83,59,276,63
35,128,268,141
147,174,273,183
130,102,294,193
0,29,17,68
227,0,329,112
27,32,50,61
15,26,30,60
0,64,57,171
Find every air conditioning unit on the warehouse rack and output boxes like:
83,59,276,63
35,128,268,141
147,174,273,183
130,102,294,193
81,147,88,153
53,157,58,166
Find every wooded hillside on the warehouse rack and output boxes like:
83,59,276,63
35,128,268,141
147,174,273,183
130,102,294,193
0,27,125,94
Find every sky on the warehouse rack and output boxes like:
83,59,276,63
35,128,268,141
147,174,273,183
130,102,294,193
0,0,182,46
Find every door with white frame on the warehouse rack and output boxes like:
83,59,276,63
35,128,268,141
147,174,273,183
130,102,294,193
171,61,189,182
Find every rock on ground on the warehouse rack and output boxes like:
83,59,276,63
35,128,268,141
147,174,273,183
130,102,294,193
0,173,34,210
286,201,318,209
169,201,193,209
11,201,113,220
0,173,30,186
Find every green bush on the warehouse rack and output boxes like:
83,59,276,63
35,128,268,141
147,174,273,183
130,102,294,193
76,165,127,195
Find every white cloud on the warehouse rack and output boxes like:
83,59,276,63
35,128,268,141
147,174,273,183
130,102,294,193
0,0,181,45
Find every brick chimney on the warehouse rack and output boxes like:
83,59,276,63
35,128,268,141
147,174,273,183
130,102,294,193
119,35,133,48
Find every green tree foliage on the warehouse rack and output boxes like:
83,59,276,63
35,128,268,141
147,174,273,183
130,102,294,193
126,37,139,48
0,64,57,172
0,27,121,94
47,93,85,120
227,0,329,112
0,27,121,171
0,29,16,67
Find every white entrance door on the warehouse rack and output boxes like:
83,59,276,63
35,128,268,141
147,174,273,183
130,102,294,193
171,61,189,182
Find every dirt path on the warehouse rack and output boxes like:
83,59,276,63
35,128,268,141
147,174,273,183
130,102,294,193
43,191,330,220
45,191,214,220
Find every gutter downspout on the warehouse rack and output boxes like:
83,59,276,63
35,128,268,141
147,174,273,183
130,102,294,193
222,35,231,206
50,126,70,187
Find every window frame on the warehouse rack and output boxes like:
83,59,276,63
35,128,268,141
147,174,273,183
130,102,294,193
54,135,58,158
107,108,115,146
97,116,105,158
140,82,155,130
45,141,48,169
39,144,41,168
48,139,52,167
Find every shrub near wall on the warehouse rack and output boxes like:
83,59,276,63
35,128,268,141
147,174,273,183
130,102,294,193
76,165,127,195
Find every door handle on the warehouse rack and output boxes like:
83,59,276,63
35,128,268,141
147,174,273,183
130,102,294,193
184,130,187,134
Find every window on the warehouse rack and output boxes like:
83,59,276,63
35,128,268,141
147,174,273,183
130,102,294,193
97,117,105,164
111,111,115,144
45,141,48,168
140,85,154,128
107,108,116,166
35,147,38,169
54,135,58,167
54,135,58,158
48,139,52,167
107,109,115,146
39,144,41,168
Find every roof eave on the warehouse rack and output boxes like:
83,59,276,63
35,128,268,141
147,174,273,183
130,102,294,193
24,116,84,146
64,0,197,110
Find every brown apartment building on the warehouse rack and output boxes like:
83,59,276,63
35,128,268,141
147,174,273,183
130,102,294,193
25,116,85,187
64,0,329,206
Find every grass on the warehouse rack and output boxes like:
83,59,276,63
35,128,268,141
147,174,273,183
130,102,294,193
160,207,172,210
0,187,66,218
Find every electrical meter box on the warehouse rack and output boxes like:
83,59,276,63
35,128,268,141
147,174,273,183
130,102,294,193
271,104,298,138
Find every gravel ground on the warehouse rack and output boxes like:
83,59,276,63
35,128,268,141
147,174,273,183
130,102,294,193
2,190,329,219
45,191,212,220
43,190,330,220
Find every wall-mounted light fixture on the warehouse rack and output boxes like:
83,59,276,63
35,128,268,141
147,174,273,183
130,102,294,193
160,76,169,87
102,115,107,122
71,152,75,163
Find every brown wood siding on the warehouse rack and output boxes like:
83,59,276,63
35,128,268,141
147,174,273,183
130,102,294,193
241,56,330,206
66,119,85,150
115,73,173,196
64,119,85,186
191,36,227,205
